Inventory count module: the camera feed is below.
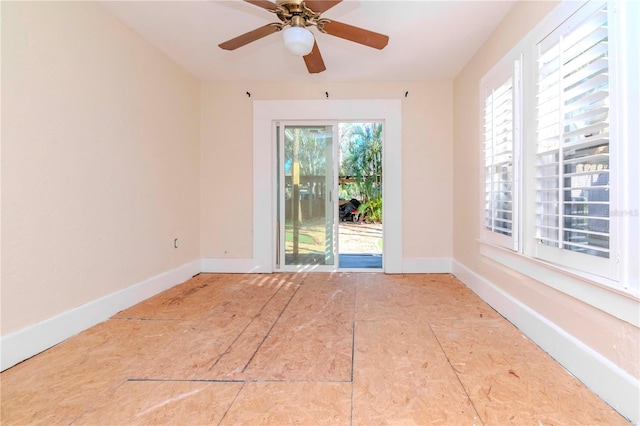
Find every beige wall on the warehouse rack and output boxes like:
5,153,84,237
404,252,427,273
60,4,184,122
200,81,453,260
453,0,638,382
1,2,200,334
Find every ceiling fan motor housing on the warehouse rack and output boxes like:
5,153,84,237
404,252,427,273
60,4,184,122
275,0,321,28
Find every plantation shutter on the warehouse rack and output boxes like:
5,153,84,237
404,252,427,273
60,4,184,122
535,1,611,261
481,60,520,249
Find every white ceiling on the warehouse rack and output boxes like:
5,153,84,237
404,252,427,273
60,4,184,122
99,0,516,82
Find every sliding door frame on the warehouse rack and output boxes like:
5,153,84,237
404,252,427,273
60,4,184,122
276,121,339,272
253,99,402,273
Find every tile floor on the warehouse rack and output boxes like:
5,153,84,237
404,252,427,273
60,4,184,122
0,273,629,425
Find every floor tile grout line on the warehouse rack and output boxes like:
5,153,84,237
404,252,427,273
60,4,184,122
428,323,485,426
112,317,185,322
126,378,352,384
350,278,358,384
67,378,130,426
349,277,359,426
218,382,245,426
240,274,306,373
207,274,289,372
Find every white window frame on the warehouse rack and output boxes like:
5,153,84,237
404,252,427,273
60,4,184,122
532,0,617,280
479,57,522,251
479,0,639,299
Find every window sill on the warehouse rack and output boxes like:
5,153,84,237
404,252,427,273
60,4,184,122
478,240,639,327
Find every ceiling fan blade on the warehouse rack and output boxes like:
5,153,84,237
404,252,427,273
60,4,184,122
304,0,342,13
303,41,326,74
321,20,389,49
219,23,281,50
244,0,278,12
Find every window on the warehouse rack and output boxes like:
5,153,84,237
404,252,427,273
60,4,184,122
534,1,614,277
479,0,639,293
480,59,521,250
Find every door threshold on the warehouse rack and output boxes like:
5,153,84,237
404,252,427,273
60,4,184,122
338,268,384,272
338,253,382,269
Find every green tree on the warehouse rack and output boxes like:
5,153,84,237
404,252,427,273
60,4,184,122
339,123,383,222
284,127,327,177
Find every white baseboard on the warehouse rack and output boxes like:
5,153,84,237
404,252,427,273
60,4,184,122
402,257,452,273
200,257,453,274
201,257,269,273
1,259,200,372
452,260,640,425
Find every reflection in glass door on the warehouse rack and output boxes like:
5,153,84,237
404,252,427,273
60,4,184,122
277,124,336,270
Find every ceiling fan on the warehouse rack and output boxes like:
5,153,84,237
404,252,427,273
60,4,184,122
218,0,389,74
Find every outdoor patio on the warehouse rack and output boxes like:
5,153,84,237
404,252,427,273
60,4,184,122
339,221,382,269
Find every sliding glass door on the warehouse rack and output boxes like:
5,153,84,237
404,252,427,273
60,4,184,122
277,124,337,271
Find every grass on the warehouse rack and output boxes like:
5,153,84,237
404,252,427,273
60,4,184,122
284,231,317,244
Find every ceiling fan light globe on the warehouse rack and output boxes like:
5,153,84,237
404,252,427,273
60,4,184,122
282,26,314,56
